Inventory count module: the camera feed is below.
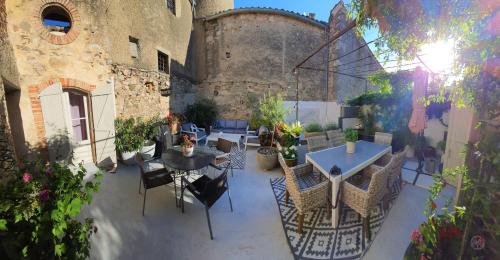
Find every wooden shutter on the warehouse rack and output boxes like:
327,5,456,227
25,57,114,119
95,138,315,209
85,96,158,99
39,82,72,162
91,79,117,167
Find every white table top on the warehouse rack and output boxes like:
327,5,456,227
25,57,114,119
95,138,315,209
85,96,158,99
207,132,242,143
306,140,391,180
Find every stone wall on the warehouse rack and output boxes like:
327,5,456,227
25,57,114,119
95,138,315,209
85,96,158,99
113,64,196,119
328,2,382,103
0,80,17,180
196,11,328,119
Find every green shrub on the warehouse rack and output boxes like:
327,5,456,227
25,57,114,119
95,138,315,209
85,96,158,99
324,122,339,131
0,161,101,259
136,116,163,141
304,123,323,133
185,99,219,130
115,118,144,153
257,92,290,130
344,128,359,142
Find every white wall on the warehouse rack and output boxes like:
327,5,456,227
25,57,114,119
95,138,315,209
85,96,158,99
284,101,341,126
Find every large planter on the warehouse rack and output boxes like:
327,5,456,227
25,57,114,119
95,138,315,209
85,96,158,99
424,157,437,174
256,147,278,170
304,131,323,138
169,122,179,135
346,141,356,153
140,140,156,160
121,151,138,165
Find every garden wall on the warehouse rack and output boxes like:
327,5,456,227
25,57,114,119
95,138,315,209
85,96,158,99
113,64,196,119
284,101,341,126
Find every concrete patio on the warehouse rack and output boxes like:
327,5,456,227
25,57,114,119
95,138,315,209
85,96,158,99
83,148,455,260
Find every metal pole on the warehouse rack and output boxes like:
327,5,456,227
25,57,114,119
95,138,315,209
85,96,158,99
295,69,299,122
293,20,356,72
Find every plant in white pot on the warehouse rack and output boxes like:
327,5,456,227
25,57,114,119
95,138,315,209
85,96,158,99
115,118,144,165
255,92,290,170
344,128,358,154
137,116,162,160
180,134,194,157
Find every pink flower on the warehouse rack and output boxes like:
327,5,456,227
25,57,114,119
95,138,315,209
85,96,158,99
410,228,422,243
22,173,32,183
39,189,50,202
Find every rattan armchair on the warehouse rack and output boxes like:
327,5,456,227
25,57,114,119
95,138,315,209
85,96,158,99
306,135,329,152
213,138,234,177
374,132,393,146
326,129,345,147
282,161,329,233
341,164,390,240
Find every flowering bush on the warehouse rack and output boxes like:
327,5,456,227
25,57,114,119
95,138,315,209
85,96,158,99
406,168,466,259
279,145,297,160
165,113,183,126
181,134,194,148
0,161,102,259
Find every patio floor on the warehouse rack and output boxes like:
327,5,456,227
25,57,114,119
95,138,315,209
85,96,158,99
83,148,455,260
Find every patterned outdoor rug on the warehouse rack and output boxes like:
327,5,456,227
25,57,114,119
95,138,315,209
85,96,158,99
206,140,246,169
270,177,401,260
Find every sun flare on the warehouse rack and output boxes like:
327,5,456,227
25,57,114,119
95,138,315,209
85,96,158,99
419,40,456,73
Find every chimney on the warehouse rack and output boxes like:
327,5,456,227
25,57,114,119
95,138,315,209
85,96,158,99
307,13,316,19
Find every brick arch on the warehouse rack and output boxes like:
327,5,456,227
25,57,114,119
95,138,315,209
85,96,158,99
33,0,81,45
29,78,96,143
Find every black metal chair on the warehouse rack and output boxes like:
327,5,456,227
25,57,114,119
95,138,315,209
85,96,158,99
137,153,176,216
180,164,233,240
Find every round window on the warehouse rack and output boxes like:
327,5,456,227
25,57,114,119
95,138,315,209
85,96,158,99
41,4,71,35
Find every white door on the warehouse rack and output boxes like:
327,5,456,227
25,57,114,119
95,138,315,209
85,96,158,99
39,83,72,163
91,79,117,168
63,91,93,165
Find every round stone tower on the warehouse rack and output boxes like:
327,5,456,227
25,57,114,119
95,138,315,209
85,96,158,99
195,0,233,18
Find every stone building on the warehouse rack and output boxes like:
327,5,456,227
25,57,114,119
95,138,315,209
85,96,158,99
0,0,379,172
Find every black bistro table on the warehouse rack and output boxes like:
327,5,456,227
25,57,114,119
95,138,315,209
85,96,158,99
162,146,222,207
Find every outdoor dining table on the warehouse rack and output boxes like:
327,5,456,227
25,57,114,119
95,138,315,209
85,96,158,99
305,140,391,228
162,146,224,207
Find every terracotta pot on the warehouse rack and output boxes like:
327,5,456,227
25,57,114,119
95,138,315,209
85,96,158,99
170,122,178,135
284,158,297,167
182,146,194,157
346,141,356,154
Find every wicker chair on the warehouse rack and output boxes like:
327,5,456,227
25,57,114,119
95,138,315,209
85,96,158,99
341,164,390,240
282,160,329,233
374,132,393,146
326,129,345,147
306,135,329,152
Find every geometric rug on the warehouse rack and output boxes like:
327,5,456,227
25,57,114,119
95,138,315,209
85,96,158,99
270,177,401,259
205,140,246,169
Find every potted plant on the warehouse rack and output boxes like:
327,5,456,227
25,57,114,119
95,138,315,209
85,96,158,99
344,128,358,153
304,123,323,138
115,118,144,164
255,92,290,170
324,122,339,131
279,145,298,167
137,117,161,160
180,134,194,157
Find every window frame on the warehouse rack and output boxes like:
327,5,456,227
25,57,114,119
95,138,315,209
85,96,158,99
166,0,176,15
157,51,170,74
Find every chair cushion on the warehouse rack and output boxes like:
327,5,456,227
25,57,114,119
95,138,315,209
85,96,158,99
236,120,248,129
226,120,237,128
142,158,165,172
347,175,370,191
297,172,322,190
